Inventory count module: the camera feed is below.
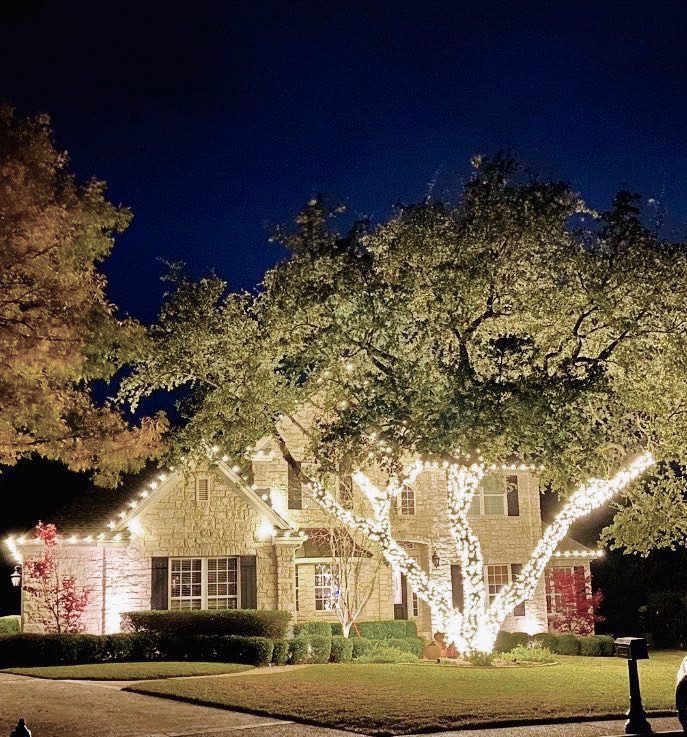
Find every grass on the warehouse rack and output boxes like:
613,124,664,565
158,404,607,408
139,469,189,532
128,651,683,735
2,661,253,681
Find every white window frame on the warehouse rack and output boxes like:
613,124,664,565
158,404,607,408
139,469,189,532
169,557,240,610
485,563,511,604
314,563,338,611
470,475,507,516
399,486,416,516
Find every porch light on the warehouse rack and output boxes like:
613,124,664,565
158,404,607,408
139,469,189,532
431,550,440,568
10,565,21,587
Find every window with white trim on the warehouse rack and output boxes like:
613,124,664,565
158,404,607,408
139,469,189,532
314,563,337,611
486,564,510,604
412,590,419,617
170,557,238,610
470,475,507,515
400,486,415,515
196,477,209,502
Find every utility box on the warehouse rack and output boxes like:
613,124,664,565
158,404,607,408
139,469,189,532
614,637,649,661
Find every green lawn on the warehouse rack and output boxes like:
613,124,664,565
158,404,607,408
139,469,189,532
128,652,683,735
3,661,253,681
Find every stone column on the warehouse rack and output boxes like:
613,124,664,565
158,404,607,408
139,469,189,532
273,540,300,614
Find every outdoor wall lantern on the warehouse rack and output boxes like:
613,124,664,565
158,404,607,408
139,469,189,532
431,550,440,569
10,565,22,587
614,636,651,734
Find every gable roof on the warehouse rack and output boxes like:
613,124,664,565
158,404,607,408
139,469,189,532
552,535,603,560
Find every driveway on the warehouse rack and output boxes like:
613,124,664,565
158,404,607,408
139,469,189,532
0,673,353,737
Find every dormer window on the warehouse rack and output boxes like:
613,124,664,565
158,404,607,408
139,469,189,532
196,477,209,502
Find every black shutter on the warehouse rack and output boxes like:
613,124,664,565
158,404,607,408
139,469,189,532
151,557,169,610
241,555,257,609
511,563,525,617
451,564,464,611
506,475,520,516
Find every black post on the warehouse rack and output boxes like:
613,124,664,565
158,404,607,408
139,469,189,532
625,658,652,734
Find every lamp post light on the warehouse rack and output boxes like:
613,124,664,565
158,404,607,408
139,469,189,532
431,550,440,569
10,565,21,587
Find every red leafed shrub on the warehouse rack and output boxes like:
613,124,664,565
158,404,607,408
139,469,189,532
23,522,92,633
548,568,604,635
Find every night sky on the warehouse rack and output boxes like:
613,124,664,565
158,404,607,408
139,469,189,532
1,0,686,614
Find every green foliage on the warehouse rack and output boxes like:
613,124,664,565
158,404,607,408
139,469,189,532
0,634,106,667
331,622,343,636
468,651,495,666
494,631,529,652
309,635,332,663
597,635,615,656
103,633,158,662
579,635,604,657
288,637,310,664
355,646,418,664
382,637,425,657
354,621,417,639
123,609,291,639
0,616,20,635
351,637,373,659
272,639,289,665
556,634,581,655
123,155,687,556
293,621,332,637
330,636,354,662
213,636,274,666
532,632,558,651
503,645,555,663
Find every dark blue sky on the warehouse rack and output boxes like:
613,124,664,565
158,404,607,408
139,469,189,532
2,1,686,323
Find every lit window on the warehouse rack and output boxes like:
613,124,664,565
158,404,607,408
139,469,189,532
486,564,510,604
196,478,209,502
170,557,238,610
295,566,300,611
400,486,415,515
314,563,337,611
469,475,507,515
412,590,419,617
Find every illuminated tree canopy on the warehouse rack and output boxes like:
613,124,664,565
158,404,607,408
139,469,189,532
0,107,164,485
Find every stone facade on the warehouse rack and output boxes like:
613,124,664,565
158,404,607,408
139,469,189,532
13,419,594,638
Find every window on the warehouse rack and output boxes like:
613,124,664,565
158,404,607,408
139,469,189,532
400,486,415,515
469,475,508,515
295,566,300,611
412,590,419,617
170,557,239,610
288,462,302,509
170,558,202,609
314,563,337,611
486,564,510,604
196,477,209,502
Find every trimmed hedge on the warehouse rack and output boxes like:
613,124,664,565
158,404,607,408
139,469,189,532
557,633,582,655
532,632,558,651
497,631,614,657
0,634,107,667
288,637,310,664
330,636,354,663
272,638,289,665
293,622,332,637
123,609,291,639
382,637,424,657
351,637,373,659
309,635,332,664
0,616,20,635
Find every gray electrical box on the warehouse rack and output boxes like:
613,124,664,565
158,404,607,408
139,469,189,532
614,637,649,660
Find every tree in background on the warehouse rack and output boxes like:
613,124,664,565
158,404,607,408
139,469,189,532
22,522,92,633
122,155,687,650
547,568,604,635
0,106,164,486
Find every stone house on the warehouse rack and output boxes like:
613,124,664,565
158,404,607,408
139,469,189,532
4,416,601,637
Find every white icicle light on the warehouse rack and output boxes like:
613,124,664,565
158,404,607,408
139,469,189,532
312,451,654,655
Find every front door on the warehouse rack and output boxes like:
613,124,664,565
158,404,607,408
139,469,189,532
393,570,408,620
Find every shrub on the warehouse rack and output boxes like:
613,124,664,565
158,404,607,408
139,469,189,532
355,621,417,639
330,636,354,663
356,646,418,663
382,637,425,657
103,633,158,661
214,636,274,666
123,609,291,639
511,632,530,648
288,637,310,664
597,634,615,656
292,622,332,637
272,638,289,665
532,632,558,651
0,633,106,667
494,631,516,653
503,645,555,664
351,637,372,659
0,616,20,635
557,633,581,655
309,635,332,664
331,622,343,636
468,651,495,666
